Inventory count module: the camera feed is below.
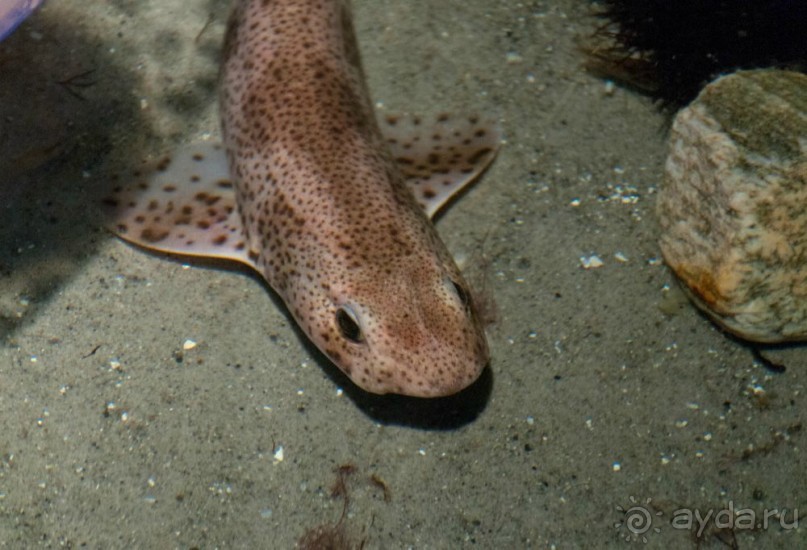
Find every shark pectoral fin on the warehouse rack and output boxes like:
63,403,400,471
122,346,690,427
102,141,256,267
380,113,501,218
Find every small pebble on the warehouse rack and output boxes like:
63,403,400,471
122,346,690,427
505,51,523,64
580,255,604,269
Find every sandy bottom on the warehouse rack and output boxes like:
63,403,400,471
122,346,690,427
0,0,804,547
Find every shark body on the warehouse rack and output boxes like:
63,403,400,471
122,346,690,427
105,0,499,397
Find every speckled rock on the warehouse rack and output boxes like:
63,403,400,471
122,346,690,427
658,69,807,342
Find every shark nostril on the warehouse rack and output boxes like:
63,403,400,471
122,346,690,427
335,306,363,343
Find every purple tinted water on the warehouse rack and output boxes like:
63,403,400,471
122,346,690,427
0,0,46,42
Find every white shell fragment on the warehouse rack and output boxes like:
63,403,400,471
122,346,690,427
580,255,604,269
658,69,807,342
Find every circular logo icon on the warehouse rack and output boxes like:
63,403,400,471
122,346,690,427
615,497,663,543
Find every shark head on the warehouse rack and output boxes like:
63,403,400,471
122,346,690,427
295,240,489,397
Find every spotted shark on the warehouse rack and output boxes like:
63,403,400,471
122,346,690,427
104,0,499,397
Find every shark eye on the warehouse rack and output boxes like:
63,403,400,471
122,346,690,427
448,278,472,310
335,306,363,343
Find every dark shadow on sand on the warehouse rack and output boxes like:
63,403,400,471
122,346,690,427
0,1,228,342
